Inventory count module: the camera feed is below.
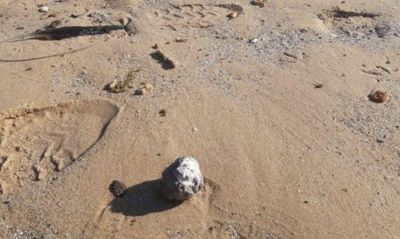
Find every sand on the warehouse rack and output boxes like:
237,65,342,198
0,0,400,238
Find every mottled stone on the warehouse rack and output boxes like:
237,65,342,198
109,180,127,198
161,157,204,201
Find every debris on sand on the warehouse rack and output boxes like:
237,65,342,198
109,180,127,198
250,0,265,8
161,157,204,201
70,13,80,18
45,20,62,29
134,88,147,96
150,50,176,70
215,4,244,15
313,82,323,88
105,70,139,93
159,109,167,117
175,37,187,43
227,12,238,19
249,38,258,43
142,82,153,91
106,79,132,93
361,69,382,76
2,19,133,42
328,7,380,19
119,18,130,26
283,52,298,59
0,156,8,171
122,18,137,36
374,24,391,38
368,90,389,103
38,6,49,13
134,83,153,96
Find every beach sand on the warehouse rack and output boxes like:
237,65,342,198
0,0,400,238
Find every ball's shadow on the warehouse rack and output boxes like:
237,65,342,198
110,179,182,216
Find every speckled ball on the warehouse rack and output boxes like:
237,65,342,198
161,157,204,201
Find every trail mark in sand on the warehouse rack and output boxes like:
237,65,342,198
153,3,243,29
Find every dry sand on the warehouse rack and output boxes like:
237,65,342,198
0,0,400,238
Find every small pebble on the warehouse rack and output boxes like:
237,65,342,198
119,17,130,26
227,12,238,19
124,19,137,35
175,37,187,43
159,109,167,117
134,88,147,95
250,0,265,8
48,20,61,29
142,82,153,91
134,83,153,95
375,25,390,38
38,6,49,13
249,38,258,43
313,83,323,89
109,180,127,198
368,90,389,103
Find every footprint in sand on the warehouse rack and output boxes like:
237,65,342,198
0,100,119,193
151,3,243,30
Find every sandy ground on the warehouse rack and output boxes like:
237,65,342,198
0,0,400,238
